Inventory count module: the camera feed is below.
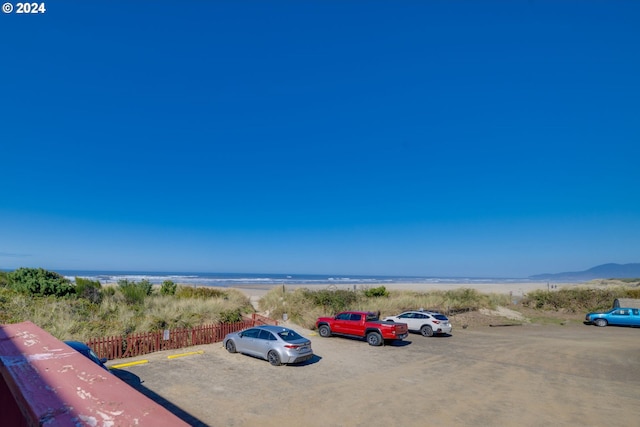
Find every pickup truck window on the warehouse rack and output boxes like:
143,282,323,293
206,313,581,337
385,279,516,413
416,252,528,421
349,314,362,321
634,309,639,315
336,313,351,320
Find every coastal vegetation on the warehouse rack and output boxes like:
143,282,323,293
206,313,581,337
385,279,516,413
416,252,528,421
522,284,640,312
2,268,639,340
259,286,512,329
0,267,253,341
259,280,640,329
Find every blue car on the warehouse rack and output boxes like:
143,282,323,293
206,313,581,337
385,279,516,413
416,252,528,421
64,340,110,371
584,307,640,327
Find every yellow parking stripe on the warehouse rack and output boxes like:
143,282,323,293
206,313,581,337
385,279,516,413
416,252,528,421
109,359,149,369
167,350,204,359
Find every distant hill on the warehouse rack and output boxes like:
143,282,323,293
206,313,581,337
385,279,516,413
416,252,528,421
530,263,640,281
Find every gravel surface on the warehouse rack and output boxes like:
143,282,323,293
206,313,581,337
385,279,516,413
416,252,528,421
110,322,640,427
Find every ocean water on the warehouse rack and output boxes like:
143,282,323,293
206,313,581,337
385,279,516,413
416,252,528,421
58,270,538,288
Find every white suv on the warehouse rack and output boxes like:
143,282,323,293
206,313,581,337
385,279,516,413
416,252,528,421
383,310,452,337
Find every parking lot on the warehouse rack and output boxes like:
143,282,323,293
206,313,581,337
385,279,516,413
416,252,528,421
111,322,640,427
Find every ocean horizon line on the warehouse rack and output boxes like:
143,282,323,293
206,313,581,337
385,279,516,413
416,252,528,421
33,269,549,287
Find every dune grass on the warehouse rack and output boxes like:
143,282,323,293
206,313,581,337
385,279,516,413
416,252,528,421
4,278,639,341
522,285,640,312
0,285,253,341
259,284,640,329
259,286,512,329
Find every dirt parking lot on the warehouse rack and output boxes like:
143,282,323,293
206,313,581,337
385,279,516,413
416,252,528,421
111,322,640,427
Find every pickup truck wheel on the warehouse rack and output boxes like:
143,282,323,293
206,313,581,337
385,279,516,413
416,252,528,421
366,332,383,346
420,325,434,337
267,350,282,366
594,318,608,327
318,325,332,337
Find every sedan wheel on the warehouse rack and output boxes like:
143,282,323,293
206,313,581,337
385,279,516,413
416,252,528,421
594,318,608,327
421,325,434,337
267,350,282,366
225,340,236,353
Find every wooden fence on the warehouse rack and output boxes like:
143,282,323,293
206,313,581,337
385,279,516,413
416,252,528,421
86,314,278,360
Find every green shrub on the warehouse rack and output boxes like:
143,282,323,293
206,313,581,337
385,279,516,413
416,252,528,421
218,309,243,323
0,271,9,288
160,280,177,296
8,267,75,297
139,279,153,295
75,277,103,304
118,279,153,305
363,286,389,298
302,288,358,313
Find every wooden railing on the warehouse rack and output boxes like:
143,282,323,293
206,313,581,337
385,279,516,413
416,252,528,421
86,314,277,360
251,313,279,326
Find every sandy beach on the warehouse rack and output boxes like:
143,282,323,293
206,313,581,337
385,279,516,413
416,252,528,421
226,280,575,308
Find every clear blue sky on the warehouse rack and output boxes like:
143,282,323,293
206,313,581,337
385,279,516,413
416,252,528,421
2,1,639,278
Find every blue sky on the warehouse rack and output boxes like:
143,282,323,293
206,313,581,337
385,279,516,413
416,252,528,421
1,1,639,278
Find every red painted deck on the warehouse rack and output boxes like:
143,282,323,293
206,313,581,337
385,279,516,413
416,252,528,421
0,321,189,426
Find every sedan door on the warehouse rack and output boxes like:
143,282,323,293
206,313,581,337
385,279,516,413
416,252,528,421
254,329,277,358
237,328,261,356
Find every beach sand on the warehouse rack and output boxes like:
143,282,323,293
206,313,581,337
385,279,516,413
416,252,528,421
225,281,575,309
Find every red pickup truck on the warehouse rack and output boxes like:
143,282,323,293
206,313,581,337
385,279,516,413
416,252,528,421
315,311,409,346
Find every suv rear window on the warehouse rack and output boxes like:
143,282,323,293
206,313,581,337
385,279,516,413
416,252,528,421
433,314,448,321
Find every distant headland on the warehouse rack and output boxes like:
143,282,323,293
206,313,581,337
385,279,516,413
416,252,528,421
530,263,640,281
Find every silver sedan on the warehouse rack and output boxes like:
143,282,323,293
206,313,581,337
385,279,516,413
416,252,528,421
223,325,313,366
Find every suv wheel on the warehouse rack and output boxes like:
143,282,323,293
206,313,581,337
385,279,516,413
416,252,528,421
420,325,434,337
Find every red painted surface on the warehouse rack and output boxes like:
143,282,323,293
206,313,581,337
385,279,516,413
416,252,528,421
0,321,189,426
